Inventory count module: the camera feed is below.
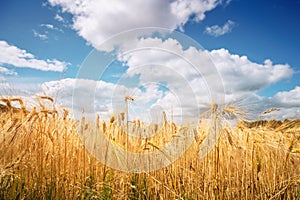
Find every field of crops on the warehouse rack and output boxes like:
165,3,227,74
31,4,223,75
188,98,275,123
0,96,300,199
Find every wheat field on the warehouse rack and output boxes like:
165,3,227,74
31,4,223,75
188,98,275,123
0,96,300,199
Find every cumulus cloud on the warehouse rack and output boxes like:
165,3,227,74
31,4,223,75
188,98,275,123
0,40,68,72
272,86,300,108
254,87,300,120
262,107,300,120
41,23,55,30
210,48,293,94
36,36,296,122
54,14,65,22
119,37,222,78
115,37,224,119
0,66,17,76
117,38,293,97
224,0,232,6
170,0,219,30
41,78,166,121
205,20,235,37
48,0,222,50
33,29,48,40
41,23,63,32
115,37,295,120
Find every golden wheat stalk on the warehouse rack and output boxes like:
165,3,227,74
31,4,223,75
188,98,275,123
38,95,54,103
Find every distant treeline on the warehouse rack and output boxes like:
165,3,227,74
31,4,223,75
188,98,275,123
239,119,300,130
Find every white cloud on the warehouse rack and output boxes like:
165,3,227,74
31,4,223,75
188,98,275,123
272,86,300,107
205,20,235,37
226,0,232,4
41,78,165,121
35,36,295,121
41,23,55,29
41,23,63,32
210,48,293,93
256,87,300,120
0,66,17,76
48,0,222,50
117,38,293,97
170,0,219,30
222,0,232,6
39,79,299,123
117,37,295,120
42,1,49,7
41,77,197,123
118,37,221,85
33,29,48,40
116,37,221,120
262,107,300,120
0,40,68,72
54,14,65,22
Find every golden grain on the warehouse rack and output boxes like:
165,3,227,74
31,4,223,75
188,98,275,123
0,98,299,199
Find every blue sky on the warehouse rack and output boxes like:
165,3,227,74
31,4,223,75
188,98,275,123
0,0,299,121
